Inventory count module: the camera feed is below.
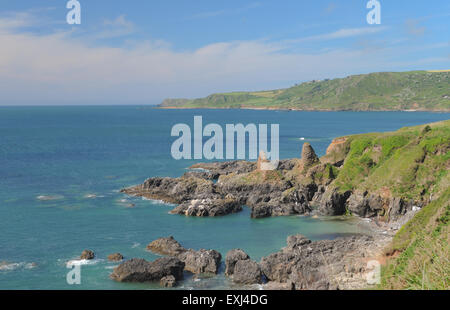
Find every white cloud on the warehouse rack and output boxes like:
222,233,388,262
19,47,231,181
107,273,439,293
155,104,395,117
0,12,442,105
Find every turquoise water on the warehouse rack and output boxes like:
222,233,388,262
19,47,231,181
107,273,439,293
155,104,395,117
0,107,449,289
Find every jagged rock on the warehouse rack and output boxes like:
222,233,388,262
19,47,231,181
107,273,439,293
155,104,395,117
225,249,250,276
233,259,263,284
286,234,311,249
107,253,124,262
121,176,218,204
190,161,256,176
110,257,185,283
347,191,384,217
178,249,222,274
160,275,177,288
316,187,351,215
259,234,374,289
321,137,348,166
301,143,319,167
80,250,95,260
170,198,242,217
146,236,186,256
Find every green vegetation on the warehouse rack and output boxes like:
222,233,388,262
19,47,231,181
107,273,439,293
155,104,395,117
379,189,449,290
333,120,450,200
159,71,450,111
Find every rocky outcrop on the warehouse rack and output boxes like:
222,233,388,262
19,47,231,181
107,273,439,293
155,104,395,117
225,249,250,276
107,253,124,262
80,250,95,260
225,249,262,284
170,197,242,217
121,176,218,204
146,236,187,256
260,234,376,290
313,187,351,216
110,257,184,283
233,259,263,285
147,237,222,275
190,161,255,177
178,249,222,274
300,143,319,168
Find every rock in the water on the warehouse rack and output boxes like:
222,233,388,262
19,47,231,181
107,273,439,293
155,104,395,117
160,275,177,288
170,198,242,217
80,250,95,260
107,253,124,262
147,236,187,256
178,249,222,274
110,257,184,283
233,259,263,284
121,176,218,204
225,249,250,276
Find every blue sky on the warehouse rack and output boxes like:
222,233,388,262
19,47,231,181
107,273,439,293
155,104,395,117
0,0,449,105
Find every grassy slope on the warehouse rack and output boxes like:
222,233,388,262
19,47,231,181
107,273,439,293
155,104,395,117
159,71,450,111
379,188,449,289
330,120,450,204
321,120,449,289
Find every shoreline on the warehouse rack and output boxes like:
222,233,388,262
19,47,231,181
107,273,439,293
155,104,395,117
157,106,450,113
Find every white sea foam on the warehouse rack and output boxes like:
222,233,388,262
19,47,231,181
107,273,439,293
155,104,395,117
36,195,64,201
131,242,140,248
0,262,37,271
66,258,103,267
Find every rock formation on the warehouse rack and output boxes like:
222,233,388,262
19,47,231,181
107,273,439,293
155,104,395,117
146,236,186,256
107,253,124,262
225,249,262,284
146,237,222,275
80,250,95,260
110,257,184,283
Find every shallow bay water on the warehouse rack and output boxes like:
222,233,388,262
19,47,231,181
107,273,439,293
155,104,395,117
0,106,449,289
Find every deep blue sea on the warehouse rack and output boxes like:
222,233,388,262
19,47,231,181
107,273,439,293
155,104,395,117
0,107,448,289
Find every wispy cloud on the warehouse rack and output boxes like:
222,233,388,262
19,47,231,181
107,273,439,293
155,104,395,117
303,27,387,41
0,11,445,105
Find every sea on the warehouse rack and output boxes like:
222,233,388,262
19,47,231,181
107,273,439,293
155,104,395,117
0,106,448,289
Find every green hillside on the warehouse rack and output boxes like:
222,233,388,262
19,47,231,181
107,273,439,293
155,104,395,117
159,70,450,111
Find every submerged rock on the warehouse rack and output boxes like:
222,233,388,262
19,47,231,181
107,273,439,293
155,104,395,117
110,257,184,283
160,275,177,287
107,253,124,262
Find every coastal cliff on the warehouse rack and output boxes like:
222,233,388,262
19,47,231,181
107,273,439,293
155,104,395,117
120,119,449,289
159,70,450,112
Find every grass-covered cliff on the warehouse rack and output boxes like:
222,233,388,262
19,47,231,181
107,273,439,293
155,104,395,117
307,120,449,289
379,188,449,289
159,70,450,111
